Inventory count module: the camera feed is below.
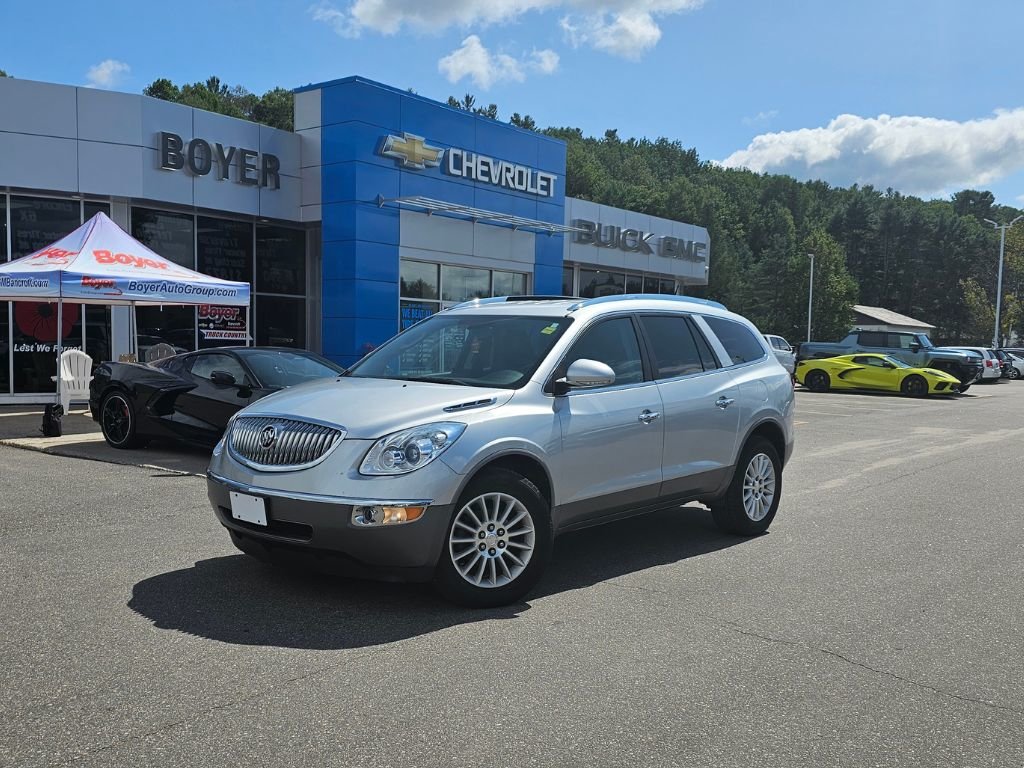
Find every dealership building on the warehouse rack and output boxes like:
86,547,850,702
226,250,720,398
0,75,709,403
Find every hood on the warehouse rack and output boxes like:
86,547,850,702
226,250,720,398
237,376,514,438
928,348,976,363
920,367,960,380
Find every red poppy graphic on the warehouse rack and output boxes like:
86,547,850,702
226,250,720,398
14,302,80,343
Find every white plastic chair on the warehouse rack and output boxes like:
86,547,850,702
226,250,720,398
145,343,176,363
50,349,94,413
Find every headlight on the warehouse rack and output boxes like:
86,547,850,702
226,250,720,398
359,422,466,476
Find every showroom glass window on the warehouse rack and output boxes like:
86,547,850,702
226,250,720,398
562,265,574,296
255,224,306,348
400,261,440,331
398,260,529,332
1,195,7,394
9,197,84,393
131,208,197,359
197,217,253,350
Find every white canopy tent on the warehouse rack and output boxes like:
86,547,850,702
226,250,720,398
0,212,251,408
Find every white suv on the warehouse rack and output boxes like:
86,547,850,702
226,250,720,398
207,295,796,606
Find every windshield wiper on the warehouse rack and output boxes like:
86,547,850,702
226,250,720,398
401,376,472,385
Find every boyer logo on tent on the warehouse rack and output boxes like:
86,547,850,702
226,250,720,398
93,250,172,271
79,276,123,297
27,247,78,265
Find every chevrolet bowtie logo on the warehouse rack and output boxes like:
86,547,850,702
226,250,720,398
380,132,444,170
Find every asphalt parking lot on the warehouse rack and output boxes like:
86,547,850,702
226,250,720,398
2,383,1023,767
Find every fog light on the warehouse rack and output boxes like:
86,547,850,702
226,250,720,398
352,505,427,526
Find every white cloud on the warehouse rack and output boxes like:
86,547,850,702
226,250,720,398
721,109,1024,197
742,109,778,126
529,47,560,74
85,59,130,89
585,11,662,59
310,1,703,58
438,35,559,89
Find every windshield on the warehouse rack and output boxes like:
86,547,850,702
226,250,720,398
242,350,344,388
347,313,572,388
918,335,935,348
884,355,911,368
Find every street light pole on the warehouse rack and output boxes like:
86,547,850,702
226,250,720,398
806,253,815,342
983,216,1023,348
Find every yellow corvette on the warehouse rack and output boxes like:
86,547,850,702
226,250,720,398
796,353,961,396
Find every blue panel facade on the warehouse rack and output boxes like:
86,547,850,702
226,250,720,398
314,76,567,366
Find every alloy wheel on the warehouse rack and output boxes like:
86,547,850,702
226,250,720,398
449,492,535,588
742,453,776,522
102,395,131,445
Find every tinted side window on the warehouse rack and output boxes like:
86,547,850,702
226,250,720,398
564,318,644,385
858,332,887,347
690,321,720,370
639,315,704,379
887,333,916,349
190,353,249,384
703,316,766,365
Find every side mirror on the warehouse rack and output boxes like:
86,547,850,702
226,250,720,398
554,359,616,395
210,370,237,386
909,343,921,352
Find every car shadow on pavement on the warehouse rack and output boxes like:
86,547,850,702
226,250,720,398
127,504,748,650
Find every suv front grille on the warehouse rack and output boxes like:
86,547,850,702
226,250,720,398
228,416,345,471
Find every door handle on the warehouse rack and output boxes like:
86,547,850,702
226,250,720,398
638,409,660,424
715,396,735,409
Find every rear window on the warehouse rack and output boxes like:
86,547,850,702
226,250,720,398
702,316,766,365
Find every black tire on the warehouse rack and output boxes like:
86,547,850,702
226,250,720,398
711,438,782,536
433,468,552,608
901,374,928,398
804,369,831,393
99,391,148,449
1009,368,1020,380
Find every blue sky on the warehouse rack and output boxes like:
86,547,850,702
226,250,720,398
5,0,1024,208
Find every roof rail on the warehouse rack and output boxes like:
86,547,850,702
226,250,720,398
567,293,727,312
448,295,579,310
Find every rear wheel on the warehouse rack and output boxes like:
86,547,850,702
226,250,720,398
901,374,928,397
433,468,552,608
100,391,148,449
804,370,831,392
711,438,782,536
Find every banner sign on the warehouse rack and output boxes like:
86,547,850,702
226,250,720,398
198,305,249,341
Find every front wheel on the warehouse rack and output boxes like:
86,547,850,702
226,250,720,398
1009,368,1021,380
901,374,928,397
804,369,831,392
957,383,971,394
100,391,148,449
711,438,782,536
433,468,552,608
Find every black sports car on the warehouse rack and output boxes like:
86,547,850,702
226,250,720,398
89,347,345,449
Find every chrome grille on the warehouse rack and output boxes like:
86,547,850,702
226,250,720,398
228,416,345,471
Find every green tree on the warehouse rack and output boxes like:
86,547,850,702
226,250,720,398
0,69,9,77
141,76,293,131
510,113,537,131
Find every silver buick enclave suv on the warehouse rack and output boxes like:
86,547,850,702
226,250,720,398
207,295,795,607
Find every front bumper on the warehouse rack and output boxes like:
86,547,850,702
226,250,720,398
207,470,454,582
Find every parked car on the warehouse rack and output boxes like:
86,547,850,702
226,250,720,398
795,354,961,396
798,330,983,392
990,349,1017,379
998,350,1024,380
939,347,1002,383
89,347,345,448
207,295,795,607
764,334,795,374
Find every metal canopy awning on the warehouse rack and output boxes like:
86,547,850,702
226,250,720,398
377,195,583,235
